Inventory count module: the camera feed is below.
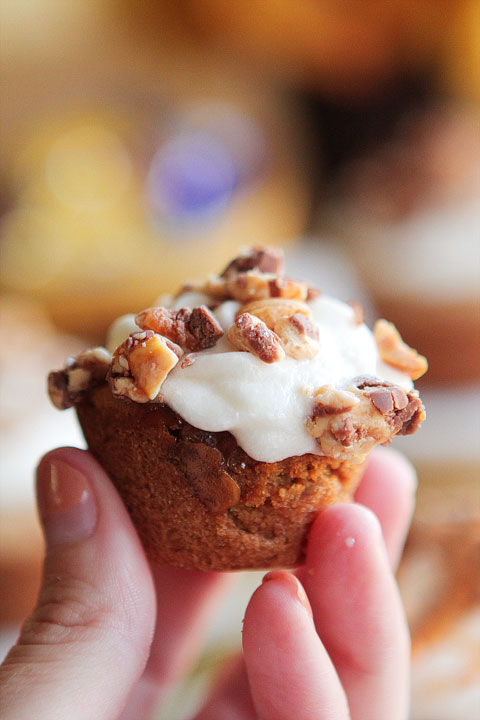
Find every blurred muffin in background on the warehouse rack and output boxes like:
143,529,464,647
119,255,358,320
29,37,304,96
325,102,480,384
398,512,480,719
1,91,307,339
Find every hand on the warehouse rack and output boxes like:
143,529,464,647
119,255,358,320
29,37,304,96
0,447,416,720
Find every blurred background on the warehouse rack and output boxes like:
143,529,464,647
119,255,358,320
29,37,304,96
0,1,479,718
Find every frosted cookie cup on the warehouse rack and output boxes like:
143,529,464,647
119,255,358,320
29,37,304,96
48,247,426,570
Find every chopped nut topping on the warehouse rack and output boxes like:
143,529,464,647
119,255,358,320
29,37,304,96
220,246,284,278
202,271,275,302
188,306,224,347
48,371,71,410
181,353,198,368
135,309,180,344
374,319,428,380
109,376,151,403
227,313,285,363
203,275,232,300
274,313,320,359
306,388,378,460
267,277,309,301
353,376,425,433
347,300,365,325
135,305,223,352
306,286,322,302
239,298,312,330
128,335,180,400
306,379,425,460
223,273,308,302
227,271,278,302
162,337,184,359
360,381,425,436
73,347,112,376
310,385,359,417
354,375,387,389
367,385,408,414
202,254,307,303
109,331,182,401
396,395,425,435
332,416,362,448
110,331,150,376
48,347,111,409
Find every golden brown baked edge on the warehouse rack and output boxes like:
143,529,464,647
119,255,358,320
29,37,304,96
76,385,365,571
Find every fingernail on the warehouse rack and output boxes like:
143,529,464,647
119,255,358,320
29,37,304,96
36,458,97,546
262,570,313,616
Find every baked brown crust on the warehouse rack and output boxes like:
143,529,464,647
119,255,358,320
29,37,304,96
76,385,365,571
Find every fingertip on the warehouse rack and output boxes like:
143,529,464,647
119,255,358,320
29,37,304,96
306,502,384,568
37,447,105,483
36,447,142,552
243,571,350,719
35,445,156,639
248,570,311,616
36,447,142,544
302,497,411,719
36,451,98,547
1,453,156,720
262,570,313,616
243,571,315,660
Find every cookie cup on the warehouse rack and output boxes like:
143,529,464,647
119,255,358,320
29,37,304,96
77,385,366,571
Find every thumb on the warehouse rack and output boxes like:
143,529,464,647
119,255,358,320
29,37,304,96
0,448,156,720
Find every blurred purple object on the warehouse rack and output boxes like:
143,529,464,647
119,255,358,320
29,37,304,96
147,131,237,223
146,103,268,227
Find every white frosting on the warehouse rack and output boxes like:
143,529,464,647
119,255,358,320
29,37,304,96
106,294,412,463
106,313,140,353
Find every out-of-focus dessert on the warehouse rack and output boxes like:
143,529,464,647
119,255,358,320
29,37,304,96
326,103,480,383
398,517,480,719
47,246,426,570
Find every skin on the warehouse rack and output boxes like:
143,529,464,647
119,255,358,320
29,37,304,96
0,447,416,720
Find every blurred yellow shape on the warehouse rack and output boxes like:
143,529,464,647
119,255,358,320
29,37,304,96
45,124,133,212
0,208,74,291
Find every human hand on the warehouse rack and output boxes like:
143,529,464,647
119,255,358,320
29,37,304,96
0,447,416,720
